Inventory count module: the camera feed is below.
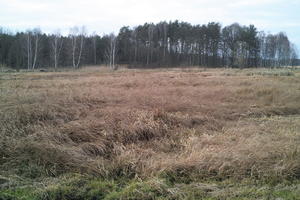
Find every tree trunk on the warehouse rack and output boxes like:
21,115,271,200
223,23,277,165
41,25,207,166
72,36,77,68
27,34,31,70
76,35,83,68
32,35,39,69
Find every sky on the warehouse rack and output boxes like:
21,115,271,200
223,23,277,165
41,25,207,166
0,0,299,48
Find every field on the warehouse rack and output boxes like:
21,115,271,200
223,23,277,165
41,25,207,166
0,67,300,199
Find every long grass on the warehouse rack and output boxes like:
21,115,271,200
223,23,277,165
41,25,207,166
0,67,300,199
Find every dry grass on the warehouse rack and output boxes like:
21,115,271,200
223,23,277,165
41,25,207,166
0,67,300,187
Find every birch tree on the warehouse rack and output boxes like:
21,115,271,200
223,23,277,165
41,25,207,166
290,43,298,68
105,33,117,70
70,26,86,68
23,28,41,70
31,28,41,69
51,29,63,69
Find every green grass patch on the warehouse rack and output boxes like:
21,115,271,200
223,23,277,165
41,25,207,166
1,174,300,200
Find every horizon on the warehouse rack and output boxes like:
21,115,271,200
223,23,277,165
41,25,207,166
0,0,299,49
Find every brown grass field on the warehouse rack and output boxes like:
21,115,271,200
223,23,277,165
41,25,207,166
0,67,300,199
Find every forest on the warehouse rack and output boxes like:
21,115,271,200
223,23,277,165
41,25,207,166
0,21,299,70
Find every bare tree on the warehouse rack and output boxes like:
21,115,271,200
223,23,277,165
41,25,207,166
31,28,41,69
222,23,242,67
276,32,291,67
266,34,277,68
235,41,248,68
23,28,41,70
258,31,267,67
289,43,298,68
51,29,63,69
70,26,86,68
105,33,117,70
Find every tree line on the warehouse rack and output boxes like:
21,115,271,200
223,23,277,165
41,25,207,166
0,21,298,70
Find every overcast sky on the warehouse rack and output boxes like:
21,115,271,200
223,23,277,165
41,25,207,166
1,0,299,48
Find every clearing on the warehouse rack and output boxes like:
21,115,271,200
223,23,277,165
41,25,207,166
0,67,300,199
